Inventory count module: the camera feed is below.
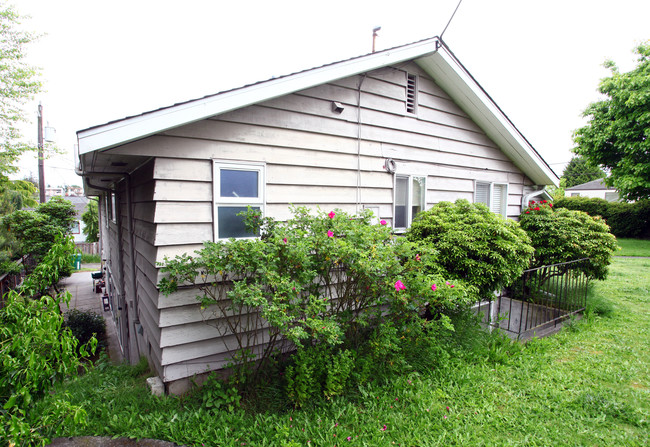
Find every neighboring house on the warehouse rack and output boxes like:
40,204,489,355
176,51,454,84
75,36,558,393
45,195,88,243
565,179,620,202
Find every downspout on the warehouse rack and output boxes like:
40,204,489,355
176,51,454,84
522,187,550,209
356,74,367,213
124,173,142,361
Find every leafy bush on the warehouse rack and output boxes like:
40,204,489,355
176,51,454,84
554,196,650,239
0,292,94,445
64,309,107,353
160,207,474,402
1,196,77,268
405,199,534,300
0,235,96,445
519,200,617,280
21,233,77,296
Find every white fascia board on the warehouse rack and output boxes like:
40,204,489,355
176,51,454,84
78,38,441,156
416,48,559,187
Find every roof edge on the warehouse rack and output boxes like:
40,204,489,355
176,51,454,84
77,36,442,155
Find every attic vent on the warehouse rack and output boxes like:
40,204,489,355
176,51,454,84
406,73,417,114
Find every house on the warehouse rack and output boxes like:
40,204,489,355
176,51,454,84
75,36,558,393
45,194,89,243
565,179,620,202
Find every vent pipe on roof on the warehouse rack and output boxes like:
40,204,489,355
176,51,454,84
372,27,381,52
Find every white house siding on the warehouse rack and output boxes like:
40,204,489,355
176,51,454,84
97,160,166,377
102,63,536,388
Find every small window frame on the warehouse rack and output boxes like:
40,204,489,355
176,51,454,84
393,174,426,232
213,160,265,241
474,181,508,217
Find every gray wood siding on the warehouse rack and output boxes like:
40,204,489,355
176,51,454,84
103,63,537,383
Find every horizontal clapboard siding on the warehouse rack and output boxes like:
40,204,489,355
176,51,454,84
104,62,537,382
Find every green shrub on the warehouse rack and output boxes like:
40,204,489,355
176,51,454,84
554,197,650,239
405,199,534,300
519,200,617,280
159,207,474,399
0,235,96,445
1,196,77,269
64,309,107,353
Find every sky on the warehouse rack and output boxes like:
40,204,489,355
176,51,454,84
11,0,649,187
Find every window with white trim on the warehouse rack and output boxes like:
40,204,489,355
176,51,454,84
394,175,426,230
213,161,265,240
475,182,508,217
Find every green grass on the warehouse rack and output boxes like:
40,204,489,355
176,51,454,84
36,258,650,446
80,253,101,264
615,238,650,257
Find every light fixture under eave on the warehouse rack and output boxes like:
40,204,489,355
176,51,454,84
332,101,344,113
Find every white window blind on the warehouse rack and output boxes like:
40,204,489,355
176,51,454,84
395,175,426,229
491,184,507,215
475,182,490,207
474,182,507,217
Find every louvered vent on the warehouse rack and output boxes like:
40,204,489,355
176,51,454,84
406,73,417,114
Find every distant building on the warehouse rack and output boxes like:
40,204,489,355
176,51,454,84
45,186,64,196
565,179,620,202
45,195,89,243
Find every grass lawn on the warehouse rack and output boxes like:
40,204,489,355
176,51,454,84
616,238,650,257
37,257,650,446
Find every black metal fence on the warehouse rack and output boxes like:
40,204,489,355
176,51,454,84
474,258,590,339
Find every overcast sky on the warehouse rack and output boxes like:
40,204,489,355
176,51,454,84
12,0,649,186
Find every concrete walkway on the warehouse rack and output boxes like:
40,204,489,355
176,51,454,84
58,265,123,363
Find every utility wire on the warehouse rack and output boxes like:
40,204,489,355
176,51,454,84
440,0,464,39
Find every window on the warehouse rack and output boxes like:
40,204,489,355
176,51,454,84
70,221,80,234
405,73,418,114
475,182,508,217
394,175,425,230
213,161,265,239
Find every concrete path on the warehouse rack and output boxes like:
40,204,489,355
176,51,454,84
58,265,124,364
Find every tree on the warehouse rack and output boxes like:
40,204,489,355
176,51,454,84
81,198,99,242
562,156,606,188
573,43,650,201
0,3,41,176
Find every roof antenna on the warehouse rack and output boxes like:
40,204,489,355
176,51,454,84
440,0,463,40
372,26,381,52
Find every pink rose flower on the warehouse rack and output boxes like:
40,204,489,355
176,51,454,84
328,211,335,219
327,230,334,237
394,280,405,291
431,284,437,291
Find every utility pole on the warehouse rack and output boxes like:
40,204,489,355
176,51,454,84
38,103,45,204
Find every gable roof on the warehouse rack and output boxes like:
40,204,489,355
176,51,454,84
76,36,558,187
565,178,612,191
